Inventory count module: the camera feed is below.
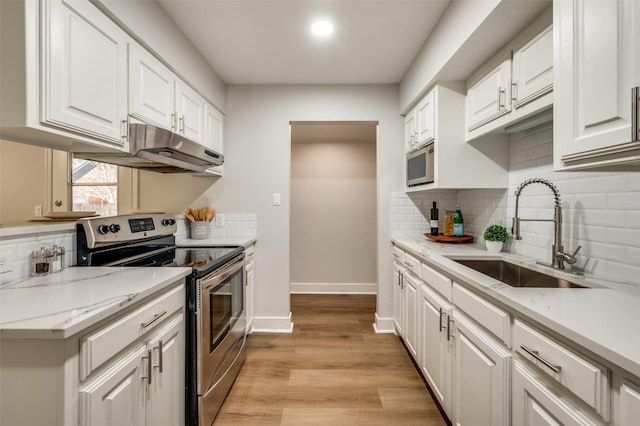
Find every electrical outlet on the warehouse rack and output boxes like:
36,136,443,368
0,258,12,274
215,214,225,227
34,205,42,217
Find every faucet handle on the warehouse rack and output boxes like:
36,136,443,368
572,245,582,257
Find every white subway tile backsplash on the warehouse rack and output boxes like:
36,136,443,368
394,126,640,287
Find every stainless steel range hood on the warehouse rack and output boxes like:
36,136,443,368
75,123,224,173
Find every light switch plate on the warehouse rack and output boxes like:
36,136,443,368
273,193,281,206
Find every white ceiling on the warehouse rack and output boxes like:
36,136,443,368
158,0,451,85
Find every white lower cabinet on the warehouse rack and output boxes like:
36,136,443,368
452,312,511,426
0,280,185,426
393,260,405,336
420,282,453,417
403,271,420,359
394,245,640,426
617,378,640,426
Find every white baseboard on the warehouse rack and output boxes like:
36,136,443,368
290,282,377,294
250,312,294,333
373,313,395,333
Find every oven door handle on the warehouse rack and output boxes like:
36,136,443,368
201,255,245,291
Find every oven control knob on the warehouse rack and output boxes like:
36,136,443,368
97,224,110,235
162,218,175,226
109,224,121,233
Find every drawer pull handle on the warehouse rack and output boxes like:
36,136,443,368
521,345,562,373
403,261,413,269
141,310,167,328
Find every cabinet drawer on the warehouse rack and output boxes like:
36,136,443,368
453,282,510,347
421,263,452,301
514,320,610,418
392,246,404,264
80,283,184,380
402,252,420,276
245,244,255,264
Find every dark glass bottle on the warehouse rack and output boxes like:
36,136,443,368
430,202,439,236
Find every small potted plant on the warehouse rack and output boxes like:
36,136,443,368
483,224,510,253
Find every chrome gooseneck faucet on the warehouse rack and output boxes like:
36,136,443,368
512,178,581,270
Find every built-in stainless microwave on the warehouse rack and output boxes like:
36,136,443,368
407,142,435,187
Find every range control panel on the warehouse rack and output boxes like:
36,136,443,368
77,214,178,248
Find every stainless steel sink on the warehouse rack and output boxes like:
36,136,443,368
452,259,588,289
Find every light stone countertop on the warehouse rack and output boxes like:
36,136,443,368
0,266,191,339
392,237,640,379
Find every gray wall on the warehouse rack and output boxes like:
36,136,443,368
192,85,404,332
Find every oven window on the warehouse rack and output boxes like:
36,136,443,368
209,267,243,351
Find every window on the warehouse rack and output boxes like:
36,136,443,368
71,158,117,216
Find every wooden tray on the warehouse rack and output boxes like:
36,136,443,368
424,233,474,244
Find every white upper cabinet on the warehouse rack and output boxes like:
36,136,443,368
406,83,508,192
176,80,206,145
465,7,553,142
512,25,553,110
129,44,176,130
466,53,512,132
43,0,129,145
404,109,418,153
203,103,225,174
554,0,640,170
416,91,435,146
405,91,435,153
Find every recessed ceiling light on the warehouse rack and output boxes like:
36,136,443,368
311,20,333,36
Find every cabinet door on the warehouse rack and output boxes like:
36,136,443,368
129,44,176,130
393,262,405,335
416,91,435,145
513,361,603,426
43,0,128,145
146,314,185,426
79,345,146,426
512,25,553,109
452,312,511,426
404,109,417,153
554,0,640,168
203,103,224,152
421,284,452,417
403,272,420,359
619,379,640,426
176,81,205,144
466,55,511,131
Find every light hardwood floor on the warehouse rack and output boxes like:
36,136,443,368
214,294,448,425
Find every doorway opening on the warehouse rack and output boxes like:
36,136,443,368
289,121,378,294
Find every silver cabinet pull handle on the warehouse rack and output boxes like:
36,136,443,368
154,340,164,373
521,345,562,373
632,87,639,142
179,115,185,133
447,316,454,341
403,261,413,269
497,87,505,111
142,349,152,384
171,113,177,130
141,310,167,328
511,81,518,103
121,119,128,141
438,308,445,332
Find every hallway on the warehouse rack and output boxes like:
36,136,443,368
214,294,447,425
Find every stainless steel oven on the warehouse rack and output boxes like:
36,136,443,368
192,253,246,426
76,214,247,426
